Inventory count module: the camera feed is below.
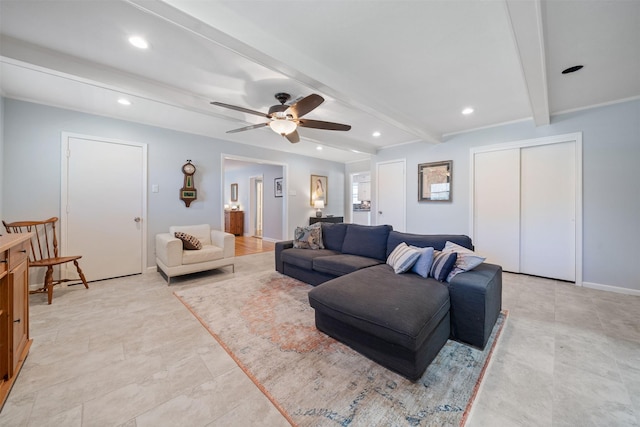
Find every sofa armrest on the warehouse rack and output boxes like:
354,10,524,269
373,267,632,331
447,263,502,349
156,233,183,267
211,229,235,259
275,240,294,273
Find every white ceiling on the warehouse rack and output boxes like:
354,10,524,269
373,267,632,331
1,0,638,163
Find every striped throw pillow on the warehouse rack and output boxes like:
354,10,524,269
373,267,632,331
430,250,458,281
387,242,421,274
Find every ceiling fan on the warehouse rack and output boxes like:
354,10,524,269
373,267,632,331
211,93,351,143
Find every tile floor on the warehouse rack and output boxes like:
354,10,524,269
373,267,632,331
1,252,639,426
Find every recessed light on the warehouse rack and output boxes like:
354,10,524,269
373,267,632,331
128,36,148,49
118,98,131,106
462,107,474,115
562,65,583,74
316,146,323,151
372,131,381,137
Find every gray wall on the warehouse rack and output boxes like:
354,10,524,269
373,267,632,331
224,162,284,241
372,99,640,292
2,98,345,267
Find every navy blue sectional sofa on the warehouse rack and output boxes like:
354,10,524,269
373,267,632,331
275,223,502,380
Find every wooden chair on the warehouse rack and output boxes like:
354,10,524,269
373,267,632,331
3,217,89,304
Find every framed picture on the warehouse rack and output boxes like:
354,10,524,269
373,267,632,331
230,183,238,202
418,161,452,202
274,177,283,198
310,175,328,206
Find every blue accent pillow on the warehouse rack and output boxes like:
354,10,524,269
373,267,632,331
341,224,393,261
410,246,434,278
430,250,457,282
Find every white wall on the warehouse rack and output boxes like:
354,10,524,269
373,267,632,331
373,99,640,292
2,98,345,267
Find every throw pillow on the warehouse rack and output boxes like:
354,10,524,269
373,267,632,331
293,223,324,250
410,246,435,278
444,241,486,281
430,250,457,282
174,231,203,250
386,242,421,274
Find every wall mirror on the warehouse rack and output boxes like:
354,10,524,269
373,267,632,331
230,183,238,201
418,161,452,202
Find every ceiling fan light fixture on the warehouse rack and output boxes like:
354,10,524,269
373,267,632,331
269,119,297,136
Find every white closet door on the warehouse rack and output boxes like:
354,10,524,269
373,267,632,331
520,142,576,281
474,149,521,272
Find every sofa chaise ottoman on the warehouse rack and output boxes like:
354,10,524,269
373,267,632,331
309,264,451,380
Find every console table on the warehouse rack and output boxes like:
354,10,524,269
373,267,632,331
0,233,32,408
309,216,344,225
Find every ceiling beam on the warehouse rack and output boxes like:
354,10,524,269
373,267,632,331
136,0,442,144
505,0,550,126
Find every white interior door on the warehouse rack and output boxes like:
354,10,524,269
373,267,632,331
473,149,521,272
62,135,146,282
376,160,406,231
520,141,576,281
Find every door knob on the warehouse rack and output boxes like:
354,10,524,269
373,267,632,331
134,217,141,222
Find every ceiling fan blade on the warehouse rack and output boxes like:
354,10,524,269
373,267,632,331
211,101,270,118
285,130,300,143
297,119,351,131
289,94,324,118
226,123,269,134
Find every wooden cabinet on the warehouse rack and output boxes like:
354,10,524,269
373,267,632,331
0,233,32,408
225,210,244,236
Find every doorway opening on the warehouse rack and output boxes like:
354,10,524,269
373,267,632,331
251,176,264,238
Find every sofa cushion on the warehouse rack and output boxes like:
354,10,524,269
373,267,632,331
387,242,421,274
281,248,339,270
308,264,450,351
430,250,457,282
174,231,202,250
313,254,383,276
170,224,212,246
410,246,435,278
386,231,473,258
182,244,223,265
320,223,348,252
342,224,393,261
293,223,324,249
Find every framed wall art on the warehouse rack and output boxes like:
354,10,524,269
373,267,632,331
418,161,452,202
230,183,238,202
274,177,283,198
310,175,327,207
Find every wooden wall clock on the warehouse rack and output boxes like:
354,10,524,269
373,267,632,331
180,160,197,207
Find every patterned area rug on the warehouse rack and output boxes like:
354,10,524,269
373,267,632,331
174,271,506,427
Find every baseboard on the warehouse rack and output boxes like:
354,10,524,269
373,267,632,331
146,266,158,274
582,281,640,296
261,237,278,243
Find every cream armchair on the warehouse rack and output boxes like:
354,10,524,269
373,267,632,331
155,224,235,284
